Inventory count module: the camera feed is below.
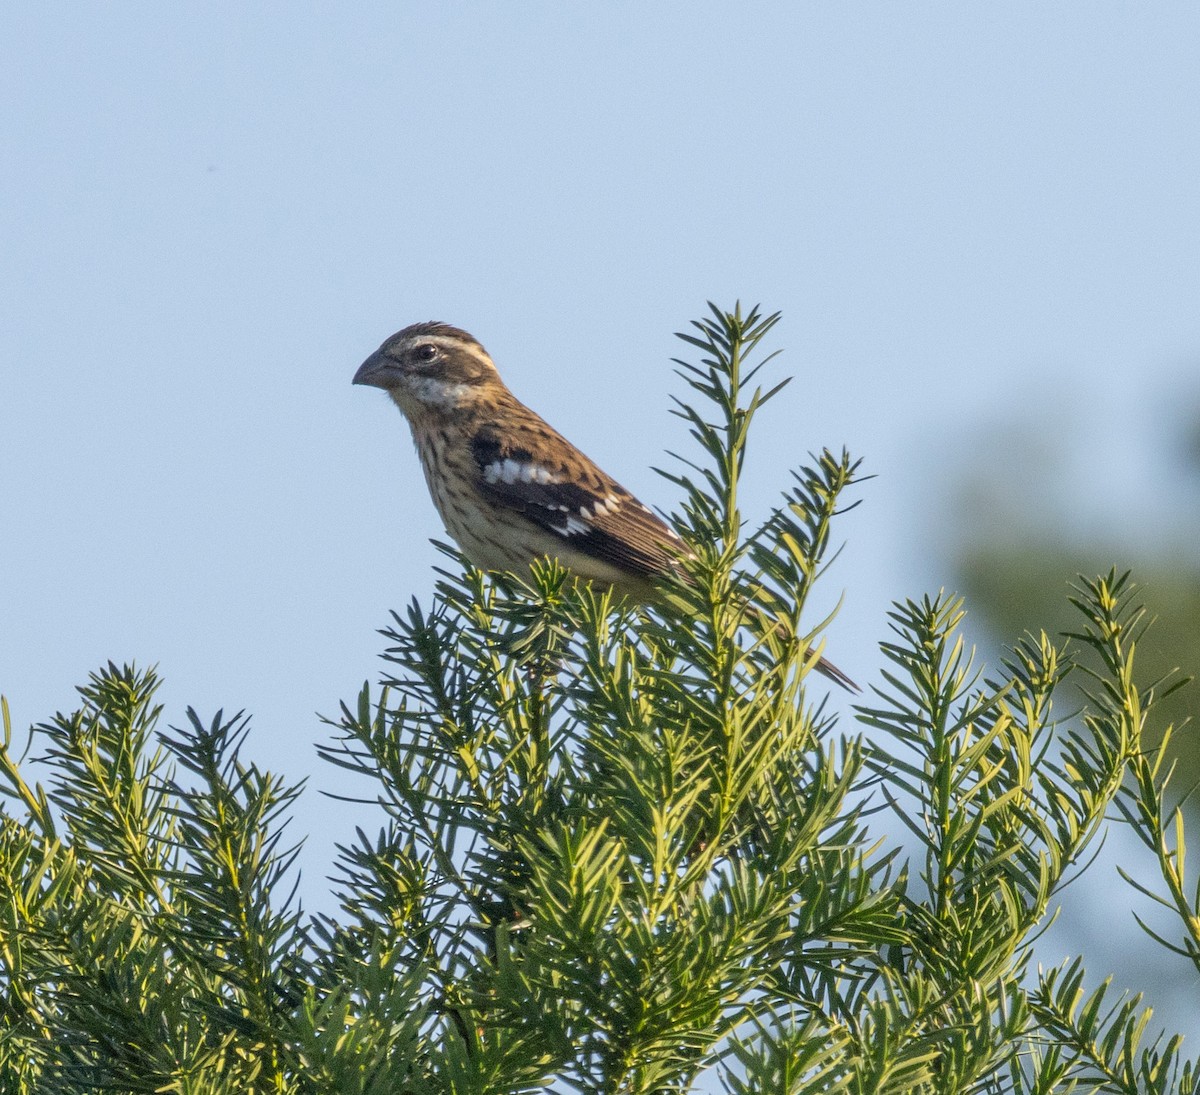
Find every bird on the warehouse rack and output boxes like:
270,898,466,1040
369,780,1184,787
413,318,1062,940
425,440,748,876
353,322,857,692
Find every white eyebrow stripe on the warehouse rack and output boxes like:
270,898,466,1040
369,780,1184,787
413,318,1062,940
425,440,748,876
416,334,494,367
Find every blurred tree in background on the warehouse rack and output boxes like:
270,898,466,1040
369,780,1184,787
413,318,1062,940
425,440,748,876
951,395,1200,804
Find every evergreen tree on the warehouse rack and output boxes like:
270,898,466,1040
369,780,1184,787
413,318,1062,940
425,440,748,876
1,305,1195,1093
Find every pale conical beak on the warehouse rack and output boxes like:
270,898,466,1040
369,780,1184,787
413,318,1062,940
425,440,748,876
352,350,391,388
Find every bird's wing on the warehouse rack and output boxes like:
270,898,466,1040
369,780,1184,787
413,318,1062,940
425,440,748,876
470,420,681,581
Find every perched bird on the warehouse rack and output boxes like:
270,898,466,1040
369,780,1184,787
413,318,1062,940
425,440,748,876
353,322,856,691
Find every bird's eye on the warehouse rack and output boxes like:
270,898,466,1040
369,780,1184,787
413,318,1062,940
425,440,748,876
414,343,439,363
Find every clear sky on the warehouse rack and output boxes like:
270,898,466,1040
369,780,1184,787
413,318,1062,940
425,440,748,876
3,1,1200,1041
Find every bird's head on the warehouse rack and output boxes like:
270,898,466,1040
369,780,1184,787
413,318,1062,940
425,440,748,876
353,322,503,417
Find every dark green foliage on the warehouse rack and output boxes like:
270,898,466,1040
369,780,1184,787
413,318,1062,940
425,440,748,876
2,305,1197,1092
0,671,309,1092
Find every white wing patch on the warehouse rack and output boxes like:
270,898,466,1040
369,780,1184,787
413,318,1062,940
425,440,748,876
478,460,629,539
483,459,562,486
583,495,619,518
560,494,622,536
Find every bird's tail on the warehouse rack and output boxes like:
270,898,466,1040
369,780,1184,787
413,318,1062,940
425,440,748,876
738,600,859,693
810,649,860,693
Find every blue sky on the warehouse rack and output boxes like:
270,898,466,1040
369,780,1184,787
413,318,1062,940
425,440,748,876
4,1,1200,1041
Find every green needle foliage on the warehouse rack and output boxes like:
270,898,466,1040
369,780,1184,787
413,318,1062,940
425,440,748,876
1,304,1197,1093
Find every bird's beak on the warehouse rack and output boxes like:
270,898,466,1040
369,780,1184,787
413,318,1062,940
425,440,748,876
352,350,392,389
